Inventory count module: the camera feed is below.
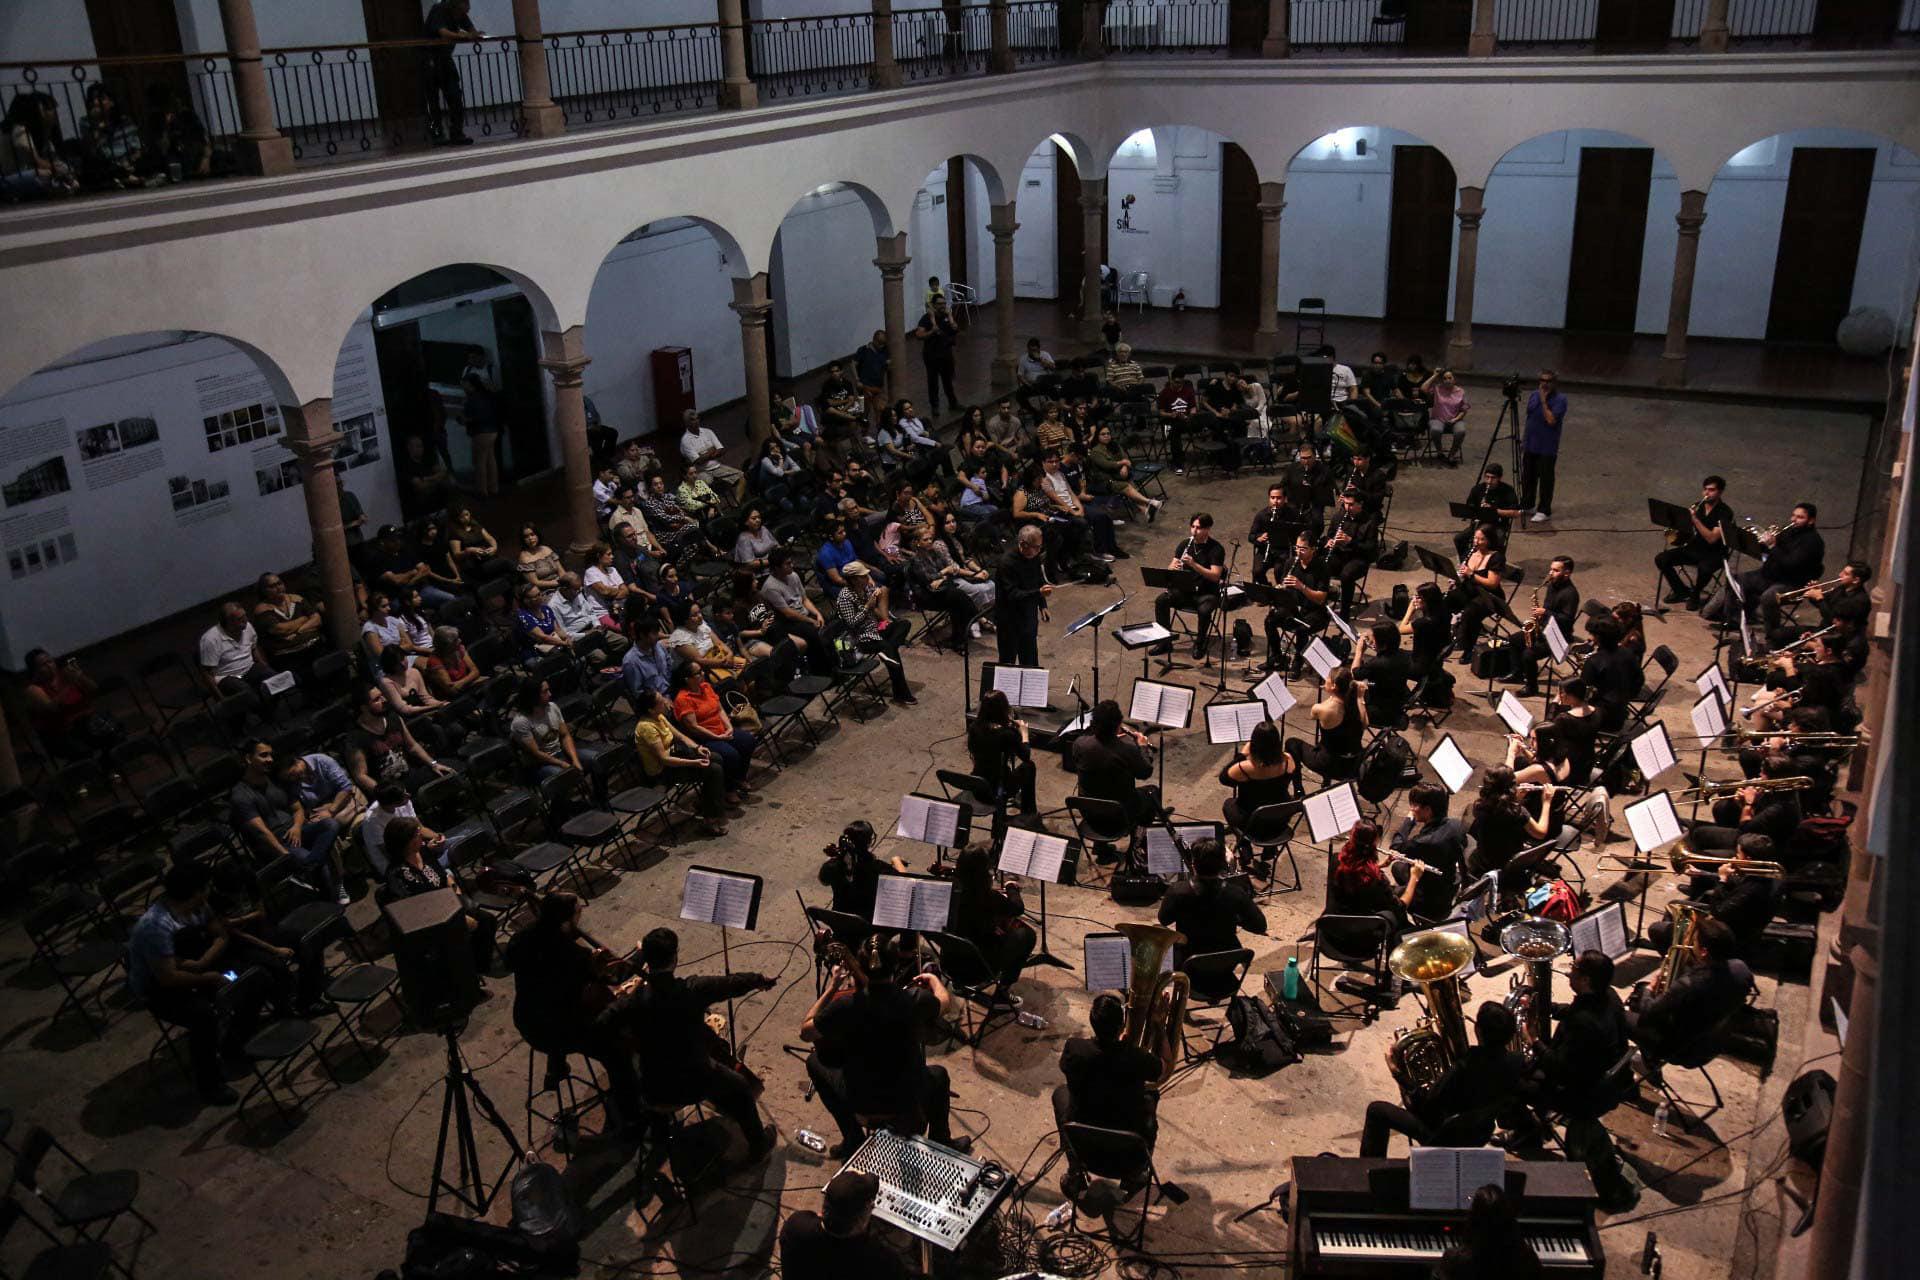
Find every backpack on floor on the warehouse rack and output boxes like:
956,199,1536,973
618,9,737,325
1357,730,1418,804
1223,995,1299,1076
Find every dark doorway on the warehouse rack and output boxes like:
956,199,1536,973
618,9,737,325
1812,0,1899,45
1404,0,1471,50
82,0,189,128
945,157,970,296
1766,147,1876,344
1594,0,1676,49
1386,145,1456,323
1227,0,1269,53
1564,147,1654,333
362,0,428,129
1218,142,1262,327
1055,146,1082,306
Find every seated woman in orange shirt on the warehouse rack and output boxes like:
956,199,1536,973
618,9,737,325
670,663,758,795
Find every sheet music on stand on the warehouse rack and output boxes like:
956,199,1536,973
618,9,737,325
1252,671,1297,721
990,665,1050,708
872,874,954,932
1543,615,1570,665
1624,791,1685,854
681,865,763,930
1129,679,1194,730
896,793,965,847
1205,699,1268,744
1326,609,1358,647
1569,901,1631,961
1145,822,1218,876
1301,637,1340,681
1083,931,1174,995
1629,722,1677,782
1302,783,1362,844
997,827,1070,883
1696,662,1731,710
1408,1147,1507,1213
1690,691,1729,742
1116,621,1174,648
1496,690,1534,737
1427,733,1474,795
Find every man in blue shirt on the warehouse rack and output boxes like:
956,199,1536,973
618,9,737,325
622,614,677,703
1520,370,1567,522
853,331,889,424
816,519,878,595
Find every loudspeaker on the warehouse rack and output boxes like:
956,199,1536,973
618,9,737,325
1783,1068,1836,1164
1296,358,1334,416
384,887,479,1024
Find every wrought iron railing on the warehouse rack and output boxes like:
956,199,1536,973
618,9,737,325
542,25,724,125
263,38,523,163
1105,0,1232,53
1290,0,1411,51
747,14,876,101
896,5,994,81
1493,0,1603,46
0,53,241,197
1008,0,1068,62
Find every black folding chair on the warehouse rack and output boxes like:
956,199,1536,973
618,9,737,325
1059,1122,1166,1250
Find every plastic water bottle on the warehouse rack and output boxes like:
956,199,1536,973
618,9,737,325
1044,1201,1072,1227
1282,956,1301,1002
1016,1011,1049,1029
1652,1102,1671,1138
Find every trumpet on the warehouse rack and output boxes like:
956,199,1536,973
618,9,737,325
1777,576,1846,605
1668,845,1786,878
1673,774,1813,799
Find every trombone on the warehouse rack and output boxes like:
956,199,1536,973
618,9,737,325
1668,845,1785,878
1716,728,1861,751
1673,775,1813,799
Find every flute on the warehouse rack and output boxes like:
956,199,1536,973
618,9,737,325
1384,849,1437,876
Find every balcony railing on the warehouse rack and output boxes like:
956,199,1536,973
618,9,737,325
264,39,524,162
896,5,995,82
748,14,876,102
1106,0,1232,53
1009,0,1070,62
1291,0,1411,52
542,25,724,126
1497,0,1823,48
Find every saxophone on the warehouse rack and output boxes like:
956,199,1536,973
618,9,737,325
1523,586,1540,644
1385,929,1476,1103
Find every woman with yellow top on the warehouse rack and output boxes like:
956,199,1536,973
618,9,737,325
632,687,731,837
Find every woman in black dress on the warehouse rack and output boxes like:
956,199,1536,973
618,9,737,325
969,688,1037,815
948,847,1036,1003
1464,766,1554,877
1328,819,1423,934
1290,666,1368,782
1219,720,1297,836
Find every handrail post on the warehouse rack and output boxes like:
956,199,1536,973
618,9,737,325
510,0,564,138
1262,0,1291,57
215,0,294,175
1699,0,1732,52
718,0,759,109
991,0,1015,72
1468,0,1496,56
873,0,903,89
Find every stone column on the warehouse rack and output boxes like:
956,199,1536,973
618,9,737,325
873,0,903,89
731,273,776,446
215,0,294,176
1078,178,1107,344
989,202,1020,390
539,327,600,562
718,0,759,109
1447,186,1486,371
1255,182,1286,355
874,233,912,400
1699,0,1731,52
1468,0,1497,56
1081,0,1108,58
1262,0,1290,57
285,400,361,656
510,0,564,138
1806,945,1877,1276
991,0,1015,72
1659,190,1709,388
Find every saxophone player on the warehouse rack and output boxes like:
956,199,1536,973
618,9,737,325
1359,1001,1528,1157
1499,554,1580,696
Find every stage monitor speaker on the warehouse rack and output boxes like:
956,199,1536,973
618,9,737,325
384,887,479,1025
1296,357,1334,416
1783,1068,1836,1164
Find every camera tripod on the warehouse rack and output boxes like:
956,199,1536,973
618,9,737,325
426,1021,527,1219
1475,377,1525,484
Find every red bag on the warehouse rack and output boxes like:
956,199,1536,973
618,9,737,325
1524,879,1581,923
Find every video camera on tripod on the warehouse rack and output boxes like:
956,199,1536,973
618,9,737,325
1502,373,1525,399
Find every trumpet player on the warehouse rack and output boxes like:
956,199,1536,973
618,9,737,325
1767,558,1871,646
1389,784,1467,919
1654,474,1734,612
1648,834,1778,961
1359,1001,1528,1157
1703,501,1824,627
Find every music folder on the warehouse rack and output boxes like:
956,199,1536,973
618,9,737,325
1689,691,1728,742
1145,822,1218,876
1624,791,1684,854
1496,690,1534,737
1205,699,1268,745
1252,671,1297,720
1629,722,1677,782
1301,637,1340,681
1427,733,1474,795
681,865,763,931
1114,620,1174,650
1448,501,1499,524
1302,782,1362,844
1129,678,1195,730
1569,901,1631,961
1695,662,1731,710
1408,1147,1508,1213
997,826,1070,883
1543,615,1570,664
872,873,953,932
896,793,967,847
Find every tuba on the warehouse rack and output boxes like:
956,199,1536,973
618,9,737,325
1385,929,1477,1102
1500,917,1570,1060
1113,922,1190,1083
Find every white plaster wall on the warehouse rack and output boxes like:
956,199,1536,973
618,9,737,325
1106,126,1225,309
1278,125,1416,319
1013,142,1060,300
770,186,885,377
1,4,98,59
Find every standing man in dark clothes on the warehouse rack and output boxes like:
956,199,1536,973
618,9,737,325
422,0,482,146
992,525,1052,667
852,330,890,425
1519,369,1566,522
912,297,961,414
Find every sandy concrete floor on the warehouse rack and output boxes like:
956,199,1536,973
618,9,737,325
0,387,1869,1279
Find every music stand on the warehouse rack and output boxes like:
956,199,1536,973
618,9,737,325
1645,499,1694,615
1128,677,1195,800
681,864,764,1056
1139,566,1204,673
1620,792,1684,944
997,826,1074,970
1065,591,1129,706
1683,692,1731,821
1114,618,1175,684
896,791,973,875
1414,544,1458,584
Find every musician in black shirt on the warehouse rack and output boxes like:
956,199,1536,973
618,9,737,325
1578,616,1638,733
1071,699,1160,826
1279,440,1331,525
1690,752,1803,853
1630,918,1753,1064
1390,783,1467,919
1501,555,1580,696
1248,483,1313,583
1448,524,1508,659
1541,951,1639,1211
1152,514,1228,660
1353,622,1413,726
1156,841,1266,998
1434,1185,1545,1280
1053,990,1161,1159
1323,491,1381,617
1707,501,1824,627
1648,835,1777,959
503,892,644,1132
817,820,908,931
969,687,1037,814
1263,531,1331,674
779,1170,911,1280
1360,1001,1528,1156
1453,463,1522,559
993,524,1052,668
1343,449,1393,514
1770,558,1871,647
1655,475,1735,611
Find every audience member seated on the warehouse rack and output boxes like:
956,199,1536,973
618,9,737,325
732,506,780,571
672,662,756,795
757,438,804,491
515,523,566,594
614,438,659,489
412,516,468,599
641,471,707,556
0,92,79,199
679,409,746,501
1328,819,1421,934
621,614,678,704
228,740,348,905
676,469,725,523
760,548,835,676
632,687,731,836
362,782,443,875
512,583,571,662
250,572,326,675
277,748,364,830
424,626,487,701
22,647,116,759
362,592,429,667
1085,423,1161,522
383,817,496,973
668,599,747,682
198,600,276,696
509,675,583,785
946,847,1035,1003
377,645,447,721
549,572,624,665
905,523,993,643
363,523,457,609
346,685,452,795
1157,841,1266,999
711,589,776,662
446,502,507,582
834,562,915,705
1360,1002,1527,1156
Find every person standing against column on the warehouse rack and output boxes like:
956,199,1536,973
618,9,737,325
913,297,961,417
1520,370,1566,523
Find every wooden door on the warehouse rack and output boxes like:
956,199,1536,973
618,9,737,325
1564,147,1653,333
1812,0,1899,45
1218,142,1261,326
1595,0,1676,48
1404,0,1471,50
1055,145,1083,305
946,157,970,296
82,0,189,126
1766,147,1876,344
362,0,427,127
492,295,552,479
1386,145,1456,323
1227,0,1268,53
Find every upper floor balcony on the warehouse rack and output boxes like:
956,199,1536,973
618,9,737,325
3,0,1917,204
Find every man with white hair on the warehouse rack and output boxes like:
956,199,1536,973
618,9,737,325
1107,342,1145,389
992,524,1052,667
